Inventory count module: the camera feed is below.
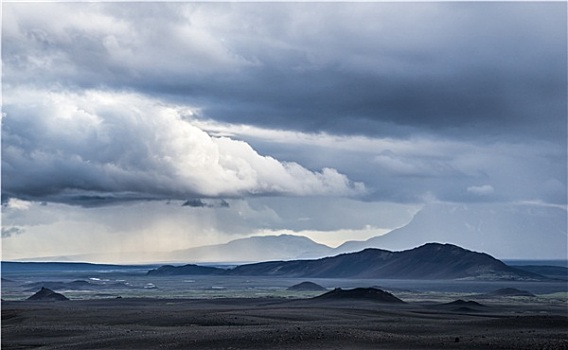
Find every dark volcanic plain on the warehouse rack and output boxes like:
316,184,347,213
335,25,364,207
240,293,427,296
3,244,567,349
3,295,567,350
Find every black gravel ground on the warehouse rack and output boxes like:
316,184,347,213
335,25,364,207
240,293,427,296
2,297,567,349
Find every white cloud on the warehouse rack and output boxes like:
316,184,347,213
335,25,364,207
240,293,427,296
2,89,364,204
192,116,566,205
4,199,33,211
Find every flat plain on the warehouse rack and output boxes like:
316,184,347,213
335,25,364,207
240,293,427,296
3,296,567,349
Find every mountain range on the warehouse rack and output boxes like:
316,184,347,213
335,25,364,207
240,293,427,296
12,203,566,264
333,203,567,259
148,243,543,281
166,203,566,263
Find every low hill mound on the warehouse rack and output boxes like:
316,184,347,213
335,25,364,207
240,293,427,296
314,287,405,303
27,287,69,301
430,299,487,313
287,281,326,291
443,299,485,308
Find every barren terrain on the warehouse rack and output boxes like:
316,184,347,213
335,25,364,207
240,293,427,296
3,297,567,349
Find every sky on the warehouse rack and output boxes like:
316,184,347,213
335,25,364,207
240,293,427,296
2,2,566,262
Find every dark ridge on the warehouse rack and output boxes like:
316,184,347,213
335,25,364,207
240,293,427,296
510,265,568,280
2,261,157,272
287,281,326,291
226,243,546,280
26,287,69,301
23,280,135,292
314,287,405,303
146,243,549,280
147,264,226,276
483,288,536,297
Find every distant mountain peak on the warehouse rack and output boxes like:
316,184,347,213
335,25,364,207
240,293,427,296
168,233,333,263
334,203,567,260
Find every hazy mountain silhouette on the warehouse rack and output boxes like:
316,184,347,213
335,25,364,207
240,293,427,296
165,203,565,265
169,234,333,263
333,203,567,259
149,243,545,281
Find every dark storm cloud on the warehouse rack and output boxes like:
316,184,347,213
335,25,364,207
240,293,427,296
3,2,565,142
195,2,566,142
182,199,209,208
2,2,565,207
182,199,230,208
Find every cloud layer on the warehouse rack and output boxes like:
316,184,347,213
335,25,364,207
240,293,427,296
2,90,363,205
3,2,565,142
2,2,566,261
3,2,564,206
